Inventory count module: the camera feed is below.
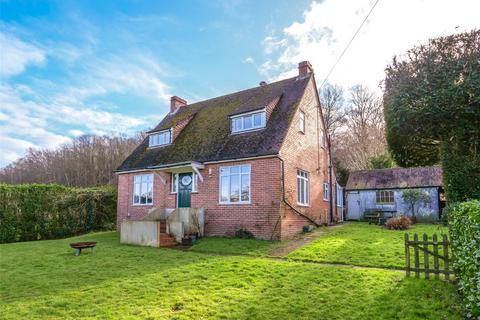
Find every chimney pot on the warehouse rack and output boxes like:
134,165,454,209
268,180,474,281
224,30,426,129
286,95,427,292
170,96,187,113
259,81,267,86
298,61,313,77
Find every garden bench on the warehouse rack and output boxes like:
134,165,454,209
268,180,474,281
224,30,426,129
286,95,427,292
363,210,384,225
70,242,97,256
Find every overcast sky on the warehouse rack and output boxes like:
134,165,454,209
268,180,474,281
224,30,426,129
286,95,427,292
0,0,479,167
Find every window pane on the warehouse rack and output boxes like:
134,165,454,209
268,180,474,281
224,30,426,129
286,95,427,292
230,166,240,174
297,177,301,203
241,165,250,173
172,174,177,193
220,167,229,176
253,113,262,127
146,182,153,204
306,181,309,203
220,176,229,202
230,174,240,202
243,115,253,129
241,175,250,201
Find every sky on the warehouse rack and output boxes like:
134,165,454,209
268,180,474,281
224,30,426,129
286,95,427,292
0,0,478,167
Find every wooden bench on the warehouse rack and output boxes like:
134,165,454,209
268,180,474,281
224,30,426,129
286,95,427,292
363,210,384,225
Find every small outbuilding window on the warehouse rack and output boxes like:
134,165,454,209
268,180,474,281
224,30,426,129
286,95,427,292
376,190,394,204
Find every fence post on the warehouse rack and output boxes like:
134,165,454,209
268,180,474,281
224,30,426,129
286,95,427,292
405,233,410,277
433,233,439,280
413,233,420,278
423,233,429,279
443,234,449,281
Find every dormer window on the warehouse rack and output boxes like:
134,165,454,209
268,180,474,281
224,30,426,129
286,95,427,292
231,109,266,133
149,129,171,147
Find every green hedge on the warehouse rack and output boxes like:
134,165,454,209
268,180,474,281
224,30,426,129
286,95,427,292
449,200,480,319
0,184,116,243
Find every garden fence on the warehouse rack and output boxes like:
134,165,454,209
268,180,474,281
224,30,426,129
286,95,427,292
404,233,453,280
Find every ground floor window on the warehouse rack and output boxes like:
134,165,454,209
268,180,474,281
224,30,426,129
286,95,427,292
323,182,329,201
133,174,153,205
376,190,394,204
297,169,309,205
336,183,343,207
219,165,251,203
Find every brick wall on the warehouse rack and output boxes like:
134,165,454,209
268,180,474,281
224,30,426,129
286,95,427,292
278,76,337,238
117,157,283,240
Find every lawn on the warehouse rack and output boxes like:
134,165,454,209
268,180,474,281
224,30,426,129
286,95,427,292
0,231,461,319
287,222,449,268
189,236,281,256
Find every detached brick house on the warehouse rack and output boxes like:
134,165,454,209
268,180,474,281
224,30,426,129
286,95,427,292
116,61,343,240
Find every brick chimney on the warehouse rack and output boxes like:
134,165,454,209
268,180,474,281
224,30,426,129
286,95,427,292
170,96,187,113
298,61,313,77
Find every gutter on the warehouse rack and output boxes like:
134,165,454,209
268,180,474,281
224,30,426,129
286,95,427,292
279,157,320,227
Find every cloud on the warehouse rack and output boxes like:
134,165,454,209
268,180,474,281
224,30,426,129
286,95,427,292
0,32,46,77
243,57,254,64
261,0,480,90
68,129,85,137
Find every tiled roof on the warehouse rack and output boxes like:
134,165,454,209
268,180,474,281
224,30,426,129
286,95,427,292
117,74,311,171
345,166,443,190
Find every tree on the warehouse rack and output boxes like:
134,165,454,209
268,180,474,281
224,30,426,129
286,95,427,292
368,152,396,169
332,85,387,171
384,30,480,202
0,134,143,187
402,189,431,219
319,83,346,138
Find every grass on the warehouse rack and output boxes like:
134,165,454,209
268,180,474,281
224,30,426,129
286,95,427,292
0,231,461,319
189,236,281,256
287,222,449,268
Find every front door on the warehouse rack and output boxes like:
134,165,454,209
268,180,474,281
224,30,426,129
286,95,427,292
177,173,192,208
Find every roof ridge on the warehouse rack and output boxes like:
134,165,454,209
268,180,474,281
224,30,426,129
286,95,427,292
351,166,441,173
184,75,298,108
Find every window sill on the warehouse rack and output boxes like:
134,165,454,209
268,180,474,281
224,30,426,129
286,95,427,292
231,128,265,135
297,203,310,207
218,202,251,205
132,203,153,207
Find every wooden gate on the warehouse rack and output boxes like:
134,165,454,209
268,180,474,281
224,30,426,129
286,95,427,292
404,233,453,280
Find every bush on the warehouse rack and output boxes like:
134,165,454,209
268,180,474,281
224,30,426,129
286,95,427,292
385,215,411,230
235,228,255,239
0,184,116,243
449,200,480,319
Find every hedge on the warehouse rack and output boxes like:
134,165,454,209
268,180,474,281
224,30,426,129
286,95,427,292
449,200,480,319
0,184,116,243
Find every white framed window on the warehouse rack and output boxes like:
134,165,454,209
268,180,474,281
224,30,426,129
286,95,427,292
323,182,329,201
297,169,309,206
299,111,305,133
192,173,198,192
133,174,153,205
321,130,326,148
149,129,171,147
376,190,394,204
219,164,251,204
171,173,178,193
336,183,343,207
231,110,266,133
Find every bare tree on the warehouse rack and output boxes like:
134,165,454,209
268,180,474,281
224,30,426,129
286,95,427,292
0,134,143,187
319,83,347,138
332,85,387,171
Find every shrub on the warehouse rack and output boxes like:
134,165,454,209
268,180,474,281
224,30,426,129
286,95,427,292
0,184,116,243
385,215,411,230
235,228,255,239
449,200,480,319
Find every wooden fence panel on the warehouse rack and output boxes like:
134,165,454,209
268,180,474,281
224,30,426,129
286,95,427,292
404,232,453,281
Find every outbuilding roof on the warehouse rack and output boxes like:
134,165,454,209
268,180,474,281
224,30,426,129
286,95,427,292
117,74,312,172
345,166,443,191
